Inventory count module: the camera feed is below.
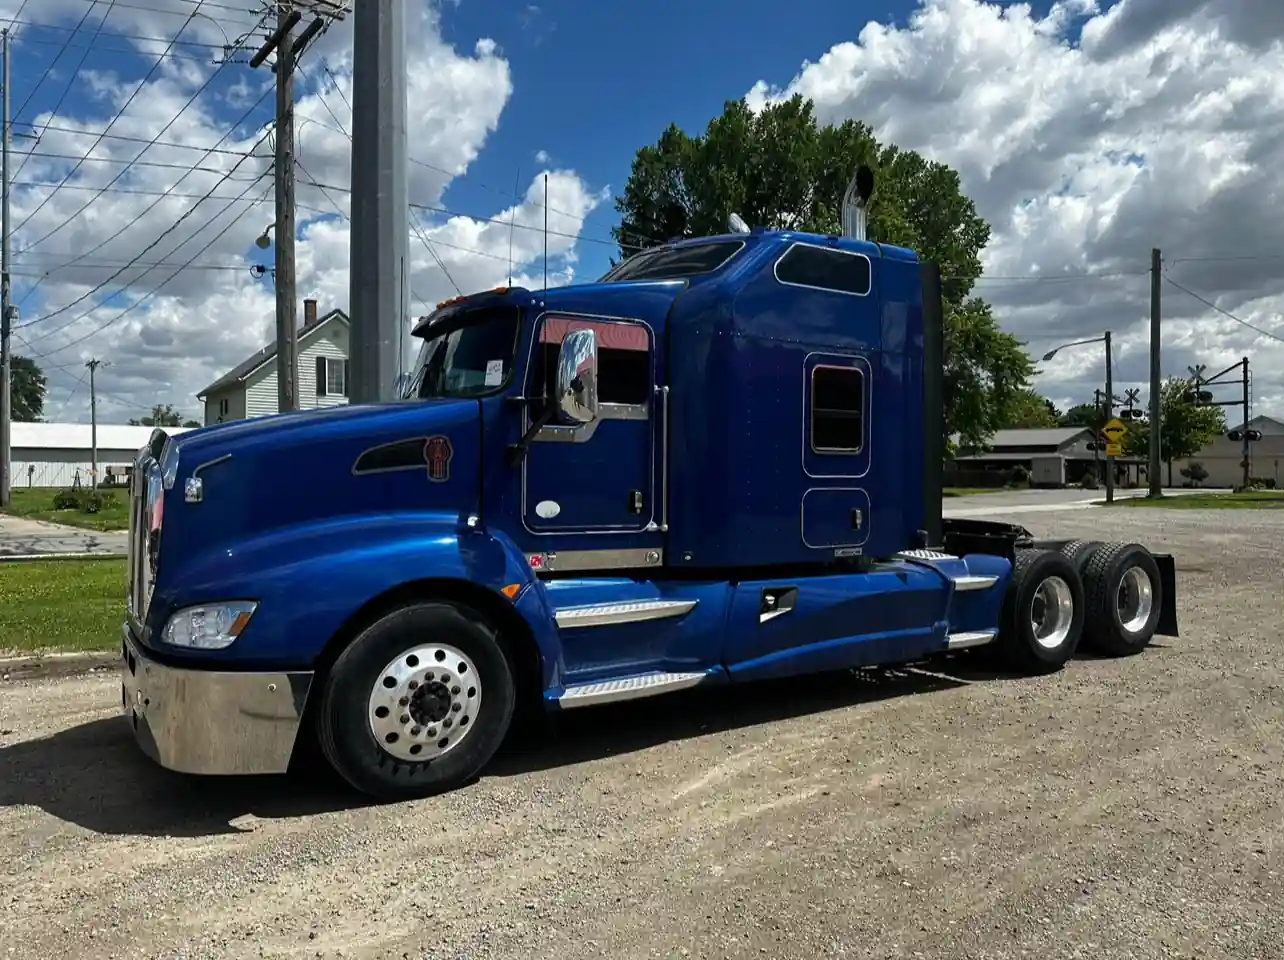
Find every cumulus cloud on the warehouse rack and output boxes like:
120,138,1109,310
747,0,1284,418
4,0,603,424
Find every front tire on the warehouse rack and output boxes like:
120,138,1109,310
998,548,1086,674
316,601,517,801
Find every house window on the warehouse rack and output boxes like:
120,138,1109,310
810,364,865,453
218,398,229,417
774,243,871,296
316,356,348,398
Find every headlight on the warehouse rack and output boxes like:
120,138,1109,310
162,601,258,650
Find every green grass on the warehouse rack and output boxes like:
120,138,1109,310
2,487,130,532
1106,491,1284,509
943,487,1006,497
0,558,126,655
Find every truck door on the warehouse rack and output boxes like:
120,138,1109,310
520,313,656,537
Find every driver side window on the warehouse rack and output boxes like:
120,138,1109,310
528,315,652,424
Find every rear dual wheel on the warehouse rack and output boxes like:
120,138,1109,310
998,548,1085,673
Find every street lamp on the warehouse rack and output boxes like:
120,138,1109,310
254,223,276,249
1041,331,1117,503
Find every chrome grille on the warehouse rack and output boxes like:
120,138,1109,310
127,450,162,622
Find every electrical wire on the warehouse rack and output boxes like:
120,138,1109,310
1161,275,1284,345
14,87,275,309
25,178,273,358
59,0,259,28
18,126,273,336
8,0,112,142
30,122,262,157
48,367,91,420
12,0,215,239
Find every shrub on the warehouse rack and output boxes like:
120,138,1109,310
1180,461,1209,486
50,488,121,513
52,489,80,510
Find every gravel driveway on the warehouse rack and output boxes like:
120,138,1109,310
1,508,1281,960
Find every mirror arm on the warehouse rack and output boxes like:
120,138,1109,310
504,403,558,469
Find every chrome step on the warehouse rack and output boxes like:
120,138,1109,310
553,598,697,629
557,671,708,709
947,629,998,650
952,574,999,592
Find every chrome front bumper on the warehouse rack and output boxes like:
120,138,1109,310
120,626,315,775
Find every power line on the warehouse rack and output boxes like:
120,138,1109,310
57,0,261,28
23,178,272,358
12,0,216,239
8,0,110,133
14,86,274,309
17,127,273,336
30,121,266,157
6,20,239,63
1161,274,1284,345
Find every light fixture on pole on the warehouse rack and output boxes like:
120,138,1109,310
1040,332,1117,503
254,223,276,249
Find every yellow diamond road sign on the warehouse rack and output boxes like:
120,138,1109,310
1101,418,1127,443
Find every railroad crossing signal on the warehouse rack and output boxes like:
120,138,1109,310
1227,428,1263,443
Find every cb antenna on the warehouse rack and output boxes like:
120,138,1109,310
508,166,519,287
543,173,549,293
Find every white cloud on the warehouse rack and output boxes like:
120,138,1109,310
5,0,603,425
747,0,1284,420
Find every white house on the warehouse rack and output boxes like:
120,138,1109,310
10,422,195,489
196,300,349,425
1173,415,1284,488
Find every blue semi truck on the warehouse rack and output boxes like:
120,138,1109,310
120,168,1178,800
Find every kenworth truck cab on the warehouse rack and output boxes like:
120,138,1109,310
120,169,1179,800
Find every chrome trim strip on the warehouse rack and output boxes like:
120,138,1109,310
120,627,313,776
558,670,709,709
952,574,999,592
525,547,664,573
946,629,998,650
658,384,670,532
554,598,697,629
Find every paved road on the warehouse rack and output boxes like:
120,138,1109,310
944,486,1223,518
0,515,126,558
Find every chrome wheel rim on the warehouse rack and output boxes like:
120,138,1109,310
1117,565,1154,634
367,643,481,762
1031,575,1074,650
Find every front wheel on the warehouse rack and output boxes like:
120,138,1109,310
998,548,1086,674
315,601,517,801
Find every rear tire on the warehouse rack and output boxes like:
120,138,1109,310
316,601,517,801
1057,539,1102,572
998,548,1085,674
1080,542,1162,657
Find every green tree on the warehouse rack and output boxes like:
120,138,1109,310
611,95,1035,453
1001,388,1061,428
1059,402,1101,429
11,355,46,421
130,403,198,428
1124,378,1226,485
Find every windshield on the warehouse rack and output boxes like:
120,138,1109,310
599,239,745,283
402,307,522,400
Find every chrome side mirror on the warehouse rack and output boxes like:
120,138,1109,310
555,328,599,425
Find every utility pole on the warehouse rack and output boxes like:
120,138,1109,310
85,358,105,489
253,8,301,415
1104,329,1114,504
1148,247,1162,497
1,29,11,508
1241,356,1251,490
350,0,409,404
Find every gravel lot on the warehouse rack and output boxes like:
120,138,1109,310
2,508,1281,960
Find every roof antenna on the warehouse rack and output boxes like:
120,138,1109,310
543,173,549,293
727,212,750,234
508,166,519,287
841,165,876,240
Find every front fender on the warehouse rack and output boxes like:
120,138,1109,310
144,512,540,669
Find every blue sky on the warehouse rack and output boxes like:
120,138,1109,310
7,0,1284,424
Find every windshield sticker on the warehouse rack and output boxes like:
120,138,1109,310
484,359,504,386
423,435,453,482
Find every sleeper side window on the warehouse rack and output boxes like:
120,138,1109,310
774,243,871,296
810,365,865,454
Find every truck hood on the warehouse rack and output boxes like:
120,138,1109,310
161,399,483,553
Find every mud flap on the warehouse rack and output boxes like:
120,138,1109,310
1153,553,1179,637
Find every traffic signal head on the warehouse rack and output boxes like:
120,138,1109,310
1247,429,1263,442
